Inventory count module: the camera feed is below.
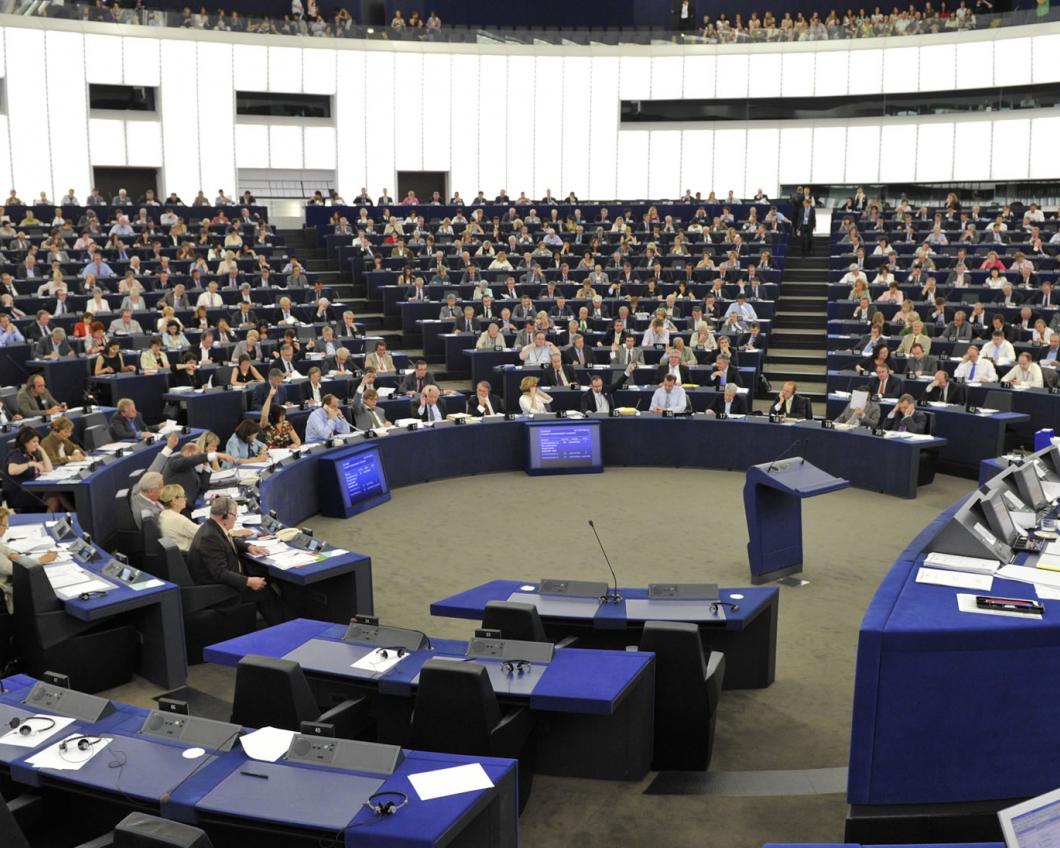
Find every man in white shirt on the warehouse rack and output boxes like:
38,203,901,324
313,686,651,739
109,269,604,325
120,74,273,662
1001,352,1044,388
953,345,997,383
650,374,687,413
839,264,867,288
196,281,223,308
980,332,1016,368
305,394,351,442
519,331,556,366
417,385,445,422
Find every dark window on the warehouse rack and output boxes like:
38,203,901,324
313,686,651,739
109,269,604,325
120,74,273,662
89,84,156,112
622,82,1060,123
236,92,332,119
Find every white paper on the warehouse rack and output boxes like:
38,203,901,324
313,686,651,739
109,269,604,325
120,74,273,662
3,525,47,541
924,552,1002,575
239,726,295,762
850,389,869,410
7,537,57,554
54,579,114,601
96,443,132,453
956,592,1042,620
268,551,318,569
998,565,1060,590
210,469,237,483
351,647,407,674
916,567,993,592
0,715,75,748
28,734,112,771
1035,584,1060,600
127,578,164,591
408,762,495,801
156,420,181,436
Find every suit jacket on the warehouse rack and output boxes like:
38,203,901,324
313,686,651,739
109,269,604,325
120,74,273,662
231,307,257,325
364,352,395,372
923,382,966,405
709,393,748,416
186,518,250,592
771,393,813,419
655,362,692,384
942,322,973,341
130,491,162,529
162,452,211,504
796,206,817,233
466,393,503,417
904,354,938,376
868,374,903,398
348,394,390,430
33,337,73,358
579,374,629,413
453,316,477,333
705,365,742,389
883,409,928,434
398,372,438,394
835,400,880,428
540,362,578,387
16,386,58,417
109,413,151,440
564,346,593,368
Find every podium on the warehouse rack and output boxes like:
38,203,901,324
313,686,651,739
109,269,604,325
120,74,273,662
743,457,850,584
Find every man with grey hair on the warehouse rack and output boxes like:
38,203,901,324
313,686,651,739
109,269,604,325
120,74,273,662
131,471,165,528
35,326,73,360
186,495,287,626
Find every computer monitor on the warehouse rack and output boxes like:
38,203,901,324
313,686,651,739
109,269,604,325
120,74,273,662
977,489,1020,547
1012,460,1049,511
315,444,392,519
526,420,603,476
926,490,1014,563
999,786,1060,848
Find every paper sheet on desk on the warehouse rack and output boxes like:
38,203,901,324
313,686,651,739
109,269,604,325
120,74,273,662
351,648,407,675
916,567,993,592
1036,584,1060,600
28,735,111,771
36,467,80,482
7,536,57,554
209,469,238,484
3,525,47,541
998,565,1060,589
268,551,318,569
127,578,164,591
408,762,494,801
0,715,75,748
956,593,1042,620
53,579,114,601
156,420,181,436
96,443,132,453
239,726,295,762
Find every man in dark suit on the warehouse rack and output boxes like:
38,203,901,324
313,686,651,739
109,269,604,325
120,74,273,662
580,372,628,414
922,370,966,405
398,360,438,397
655,349,691,384
868,365,902,399
882,394,929,434
705,353,742,389
163,442,230,511
108,398,153,440
466,381,503,417
186,495,286,626
541,352,578,387
796,198,816,256
770,381,813,419
564,334,592,369
708,383,748,416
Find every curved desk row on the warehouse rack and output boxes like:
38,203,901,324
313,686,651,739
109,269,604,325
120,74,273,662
0,406,114,466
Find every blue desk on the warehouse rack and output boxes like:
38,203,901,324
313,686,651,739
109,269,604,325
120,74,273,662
7,515,186,688
0,406,115,466
432,579,778,690
0,674,517,848
26,355,92,407
205,617,655,781
163,386,253,442
89,372,171,422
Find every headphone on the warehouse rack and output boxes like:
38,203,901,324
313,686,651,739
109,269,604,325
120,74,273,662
79,590,109,601
364,790,408,817
9,716,56,737
59,735,100,753
710,601,740,614
375,647,406,660
501,660,531,675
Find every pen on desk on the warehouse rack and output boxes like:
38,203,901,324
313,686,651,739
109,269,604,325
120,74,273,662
240,771,269,779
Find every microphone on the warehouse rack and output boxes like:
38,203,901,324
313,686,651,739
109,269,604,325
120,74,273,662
587,520,621,604
766,438,804,472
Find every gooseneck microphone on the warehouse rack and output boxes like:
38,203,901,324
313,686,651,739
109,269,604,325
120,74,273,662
588,520,622,604
766,438,805,472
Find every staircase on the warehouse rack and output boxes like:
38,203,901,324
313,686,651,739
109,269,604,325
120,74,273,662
762,235,831,403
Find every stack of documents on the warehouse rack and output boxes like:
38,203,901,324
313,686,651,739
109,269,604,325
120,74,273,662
269,550,319,570
917,552,1002,591
43,563,114,601
1036,540,1060,572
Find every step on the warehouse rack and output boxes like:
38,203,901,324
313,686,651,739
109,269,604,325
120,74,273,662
765,349,828,366
769,330,827,349
774,315,826,330
776,296,827,310
763,364,827,380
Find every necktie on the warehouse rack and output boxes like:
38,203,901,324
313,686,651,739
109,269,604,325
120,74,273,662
899,417,908,432
970,363,977,380
484,400,492,415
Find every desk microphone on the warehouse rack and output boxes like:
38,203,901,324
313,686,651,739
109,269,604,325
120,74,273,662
587,520,621,604
766,438,804,472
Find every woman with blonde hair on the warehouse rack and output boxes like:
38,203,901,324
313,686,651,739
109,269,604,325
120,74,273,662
158,484,199,552
518,376,552,414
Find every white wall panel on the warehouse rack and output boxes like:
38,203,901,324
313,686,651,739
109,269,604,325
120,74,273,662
991,118,1030,181
234,124,269,169
6,28,53,197
364,51,396,195
879,124,917,182
269,125,303,169
680,129,713,197
615,131,648,199
506,56,534,199
845,125,881,183
883,45,918,93
1030,116,1060,179
782,53,815,98
778,127,812,186
89,119,126,167
955,40,993,89
122,37,160,87
716,54,749,99
46,30,90,200
748,52,782,99
588,56,619,200
477,54,508,195
682,54,715,99
267,45,302,93
848,48,884,95
993,37,1032,87
647,130,680,200
744,128,779,199
650,55,683,100
811,126,846,185
561,56,590,199
301,48,336,95
334,50,366,200
1033,33,1060,83
713,128,746,200
813,51,846,97
421,53,452,172
233,43,268,91
533,56,563,199
618,56,651,100
197,42,235,195
304,125,336,170
159,39,199,200
0,118,14,198
951,120,992,181
448,53,478,198
915,121,954,181
84,34,123,84
125,120,162,167
918,44,955,92
393,52,425,173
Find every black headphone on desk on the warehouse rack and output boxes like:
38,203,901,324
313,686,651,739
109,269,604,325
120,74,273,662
59,735,100,753
375,647,406,660
9,716,56,736
79,590,109,601
710,601,740,614
501,660,531,675
364,790,408,817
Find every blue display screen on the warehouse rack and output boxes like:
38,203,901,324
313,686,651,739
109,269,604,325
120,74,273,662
526,421,603,475
338,448,390,513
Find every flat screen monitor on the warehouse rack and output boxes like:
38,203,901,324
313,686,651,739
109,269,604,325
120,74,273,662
1013,460,1049,510
335,446,391,517
1000,786,1060,848
977,490,1020,547
526,420,603,476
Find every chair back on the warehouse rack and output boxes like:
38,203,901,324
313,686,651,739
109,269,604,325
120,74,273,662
482,601,548,642
230,655,319,731
80,410,107,432
114,488,136,533
157,538,192,585
410,660,500,755
984,390,1014,412
141,513,163,576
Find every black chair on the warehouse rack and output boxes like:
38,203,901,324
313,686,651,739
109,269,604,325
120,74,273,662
72,812,212,848
11,561,137,693
140,513,163,576
156,539,256,664
638,620,725,771
82,425,108,451
481,601,547,642
80,410,107,432
985,389,1014,412
0,607,14,672
230,655,370,738
410,659,535,813
0,788,31,848
112,488,143,558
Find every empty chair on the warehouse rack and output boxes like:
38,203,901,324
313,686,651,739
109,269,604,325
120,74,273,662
411,659,535,812
74,812,213,848
984,389,1014,412
111,488,142,558
157,538,256,664
482,601,547,642
230,655,369,738
82,425,108,451
12,561,137,693
79,410,107,433
140,513,163,576
638,621,725,771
